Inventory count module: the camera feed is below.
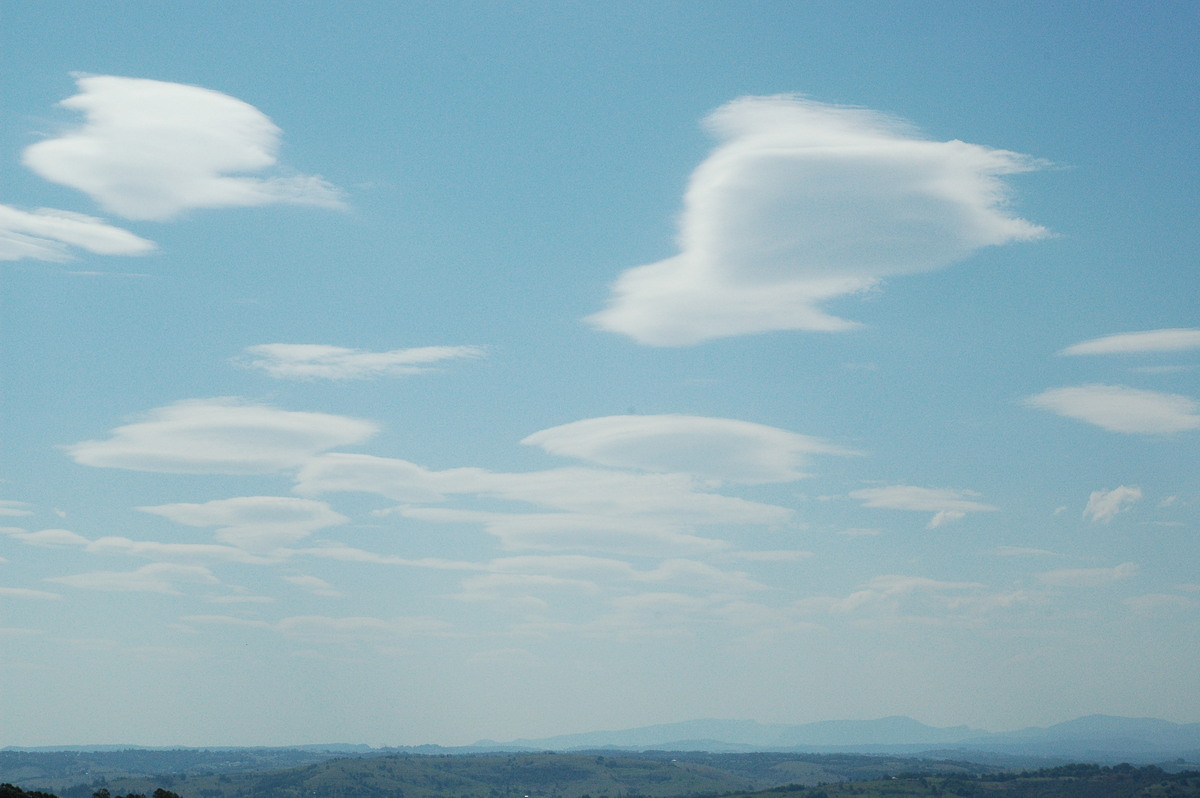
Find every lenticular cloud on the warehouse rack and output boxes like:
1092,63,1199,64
587,95,1047,346
23,75,345,220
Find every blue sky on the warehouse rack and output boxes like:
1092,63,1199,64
1,1,1198,747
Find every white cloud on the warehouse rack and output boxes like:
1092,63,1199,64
849,485,997,528
238,343,486,380
1083,486,1143,523
65,398,378,473
399,508,729,557
87,536,279,565
299,455,791,527
139,496,349,552
23,75,345,220
0,204,156,262
988,546,1059,557
1038,562,1138,588
1061,328,1200,355
0,501,33,517
587,94,1046,345
522,414,850,484
0,528,89,547
0,587,63,600
283,574,342,597
1026,384,1200,434
48,562,220,593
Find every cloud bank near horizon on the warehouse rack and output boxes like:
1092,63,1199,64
587,94,1047,346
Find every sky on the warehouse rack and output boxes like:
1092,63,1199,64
1,1,1198,748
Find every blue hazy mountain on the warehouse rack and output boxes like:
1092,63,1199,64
485,715,1200,761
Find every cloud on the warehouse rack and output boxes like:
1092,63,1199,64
1083,486,1143,523
139,497,349,552
1038,562,1138,588
1026,384,1200,434
64,398,378,473
399,508,729,557
988,546,1059,557
23,75,345,220
238,343,486,380
0,528,89,547
48,562,220,593
0,204,156,262
1061,328,1200,355
182,613,451,643
0,501,33,517
299,455,791,526
849,485,997,528
522,414,850,484
283,574,341,597
587,94,1046,345
0,587,63,600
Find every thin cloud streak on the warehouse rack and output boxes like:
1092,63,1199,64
1061,329,1200,355
238,343,486,380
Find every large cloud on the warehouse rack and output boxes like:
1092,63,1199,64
23,75,345,220
0,204,156,261
587,94,1046,345
522,414,849,484
64,398,378,473
1061,329,1200,355
1026,384,1200,434
237,343,486,380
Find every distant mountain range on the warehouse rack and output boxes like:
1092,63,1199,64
478,715,1200,762
6,715,1199,765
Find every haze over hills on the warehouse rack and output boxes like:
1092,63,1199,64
480,715,1200,762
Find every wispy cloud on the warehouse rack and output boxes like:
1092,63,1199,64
522,414,851,484
849,485,997,528
1061,328,1200,355
0,501,34,517
23,75,345,220
48,562,221,594
64,398,378,474
139,497,349,553
1083,486,1143,523
587,94,1046,345
0,204,155,261
238,343,486,380
1026,384,1200,434
1038,562,1138,588
0,587,63,601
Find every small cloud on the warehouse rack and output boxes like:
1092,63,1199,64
849,485,997,528
837,527,883,537
1083,485,1143,524
64,398,377,474
1125,593,1199,615
139,496,348,553
23,75,344,220
0,501,34,517
0,587,63,600
1025,384,1200,434
1060,328,1200,355
48,562,220,593
237,343,486,380
523,413,852,484
988,546,1059,557
282,574,342,597
0,204,156,262
724,549,814,562
1037,562,1138,588
587,94,1046,345
1,528,89,547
